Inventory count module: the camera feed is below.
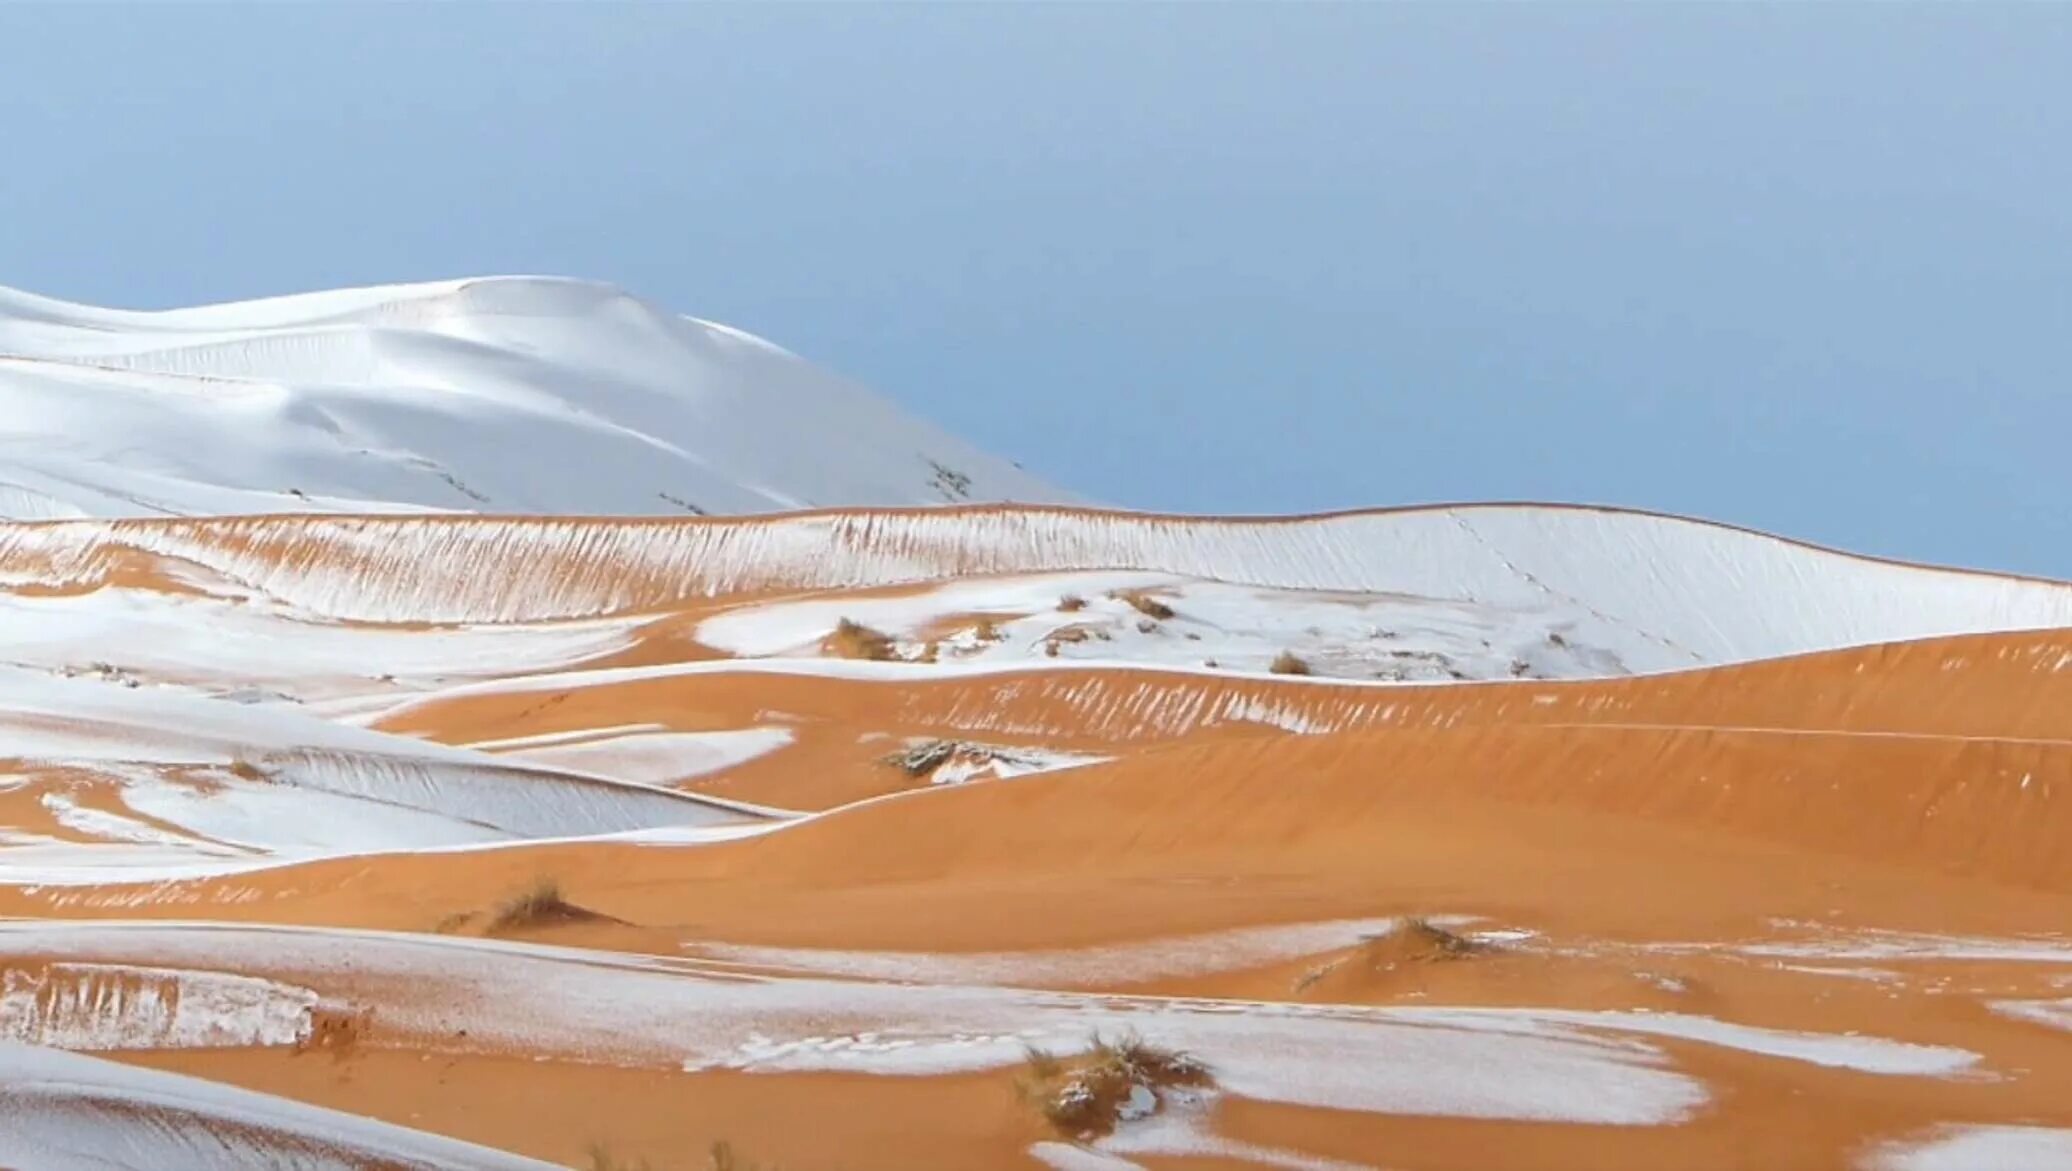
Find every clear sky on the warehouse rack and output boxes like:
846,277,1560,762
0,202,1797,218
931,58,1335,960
3,4,2067,575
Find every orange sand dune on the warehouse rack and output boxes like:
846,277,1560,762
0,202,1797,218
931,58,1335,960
7,507,2072,1170
374,627,2072,811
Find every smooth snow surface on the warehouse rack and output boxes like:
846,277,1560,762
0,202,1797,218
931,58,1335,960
0,1041,557,1170
0,277,1069,518
1866,1126,2072,1171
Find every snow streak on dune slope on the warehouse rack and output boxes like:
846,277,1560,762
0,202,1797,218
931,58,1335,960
9,505,2070,672
0,669,768,879
0,277,1069,518
0,1041,557,1170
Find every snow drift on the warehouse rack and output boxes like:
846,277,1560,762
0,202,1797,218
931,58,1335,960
0,276,1069,518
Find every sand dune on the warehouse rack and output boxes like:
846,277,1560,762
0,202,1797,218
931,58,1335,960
0,277,1069,519
4,279,2071,1168
0,498,2067,1167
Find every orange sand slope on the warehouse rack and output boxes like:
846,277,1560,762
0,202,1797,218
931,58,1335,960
2,504,2071,1171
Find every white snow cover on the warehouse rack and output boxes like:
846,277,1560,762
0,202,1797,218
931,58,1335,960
0,962,317,1049
7,506,2069,673
496,726,795,785
696,569,1635,681
1865,1126,2072,1171
0,1040,555,1170
0,668,769,879
0,922,1980,1129
0,276,1069,518
691,916,1411,987
0,581,642,703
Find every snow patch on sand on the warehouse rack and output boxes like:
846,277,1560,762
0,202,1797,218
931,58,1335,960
0,962,317,1049
1865,1125,2072,1171
0,1040,555,1169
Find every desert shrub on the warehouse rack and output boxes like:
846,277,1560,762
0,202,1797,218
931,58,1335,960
485,876,610,932
1268,650,1311,676
1111,590,1175,621
1019,1032,1211,1138
1398,916,1481,958
823,618,897,661
1292,916,1488,993
883,739,958,777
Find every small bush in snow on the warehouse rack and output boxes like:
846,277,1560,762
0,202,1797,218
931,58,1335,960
1110,589,1175,621
1018,1031,1212,1138
1268,650,1311,676
823,618,897,661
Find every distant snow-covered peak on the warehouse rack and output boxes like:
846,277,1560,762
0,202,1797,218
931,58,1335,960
0,275,1073,519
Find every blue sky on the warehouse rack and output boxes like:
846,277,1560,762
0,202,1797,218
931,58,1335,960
3,4,2067,575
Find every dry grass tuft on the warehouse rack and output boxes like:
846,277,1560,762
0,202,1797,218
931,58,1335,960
586,1147,655,1171
973,618,1004,643
226,758,268,782
486,876,614,933
1057,594,1087,612
1019,1032,1211,1138
1294,916,1489,992
706,1141,768,1171
1268,650,1312,676
431,910,477,935
1397,916,1483,959
823,618,897,661
884,739,958,777
1111,589,1175,621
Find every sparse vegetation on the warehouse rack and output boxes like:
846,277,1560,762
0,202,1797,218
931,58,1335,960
823,618,897,661
1268,650,1311,676
1018,1032,1212,1138
1057,594,1087,612
1293,916,1490,992
431,910,477,934
587,1141,771,1171
1111,589,1175,621
226,757,268,782
587,1146,656,1171
485,876,615,933
706,1142,766,1171
1398,916,1483,958
884,739,959,777
973,617,1004,643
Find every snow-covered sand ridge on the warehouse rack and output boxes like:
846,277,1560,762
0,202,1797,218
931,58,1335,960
0,277,1069,518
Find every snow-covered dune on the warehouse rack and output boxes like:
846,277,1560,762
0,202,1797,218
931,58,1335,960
5,504,2068,673
0,669,770,879
0,277,1068,518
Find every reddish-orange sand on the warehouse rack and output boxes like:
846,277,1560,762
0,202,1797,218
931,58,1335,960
4,512,2072,1170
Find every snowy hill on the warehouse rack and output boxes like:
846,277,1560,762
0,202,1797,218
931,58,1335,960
0,277,1070,519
